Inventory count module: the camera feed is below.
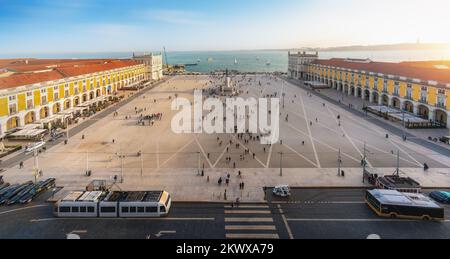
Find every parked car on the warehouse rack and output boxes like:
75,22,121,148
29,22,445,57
429,191,450,204
273,185,291,197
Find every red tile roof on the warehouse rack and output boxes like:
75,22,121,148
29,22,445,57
312,59,450,86
0,71,65,90
0,59,140,90
57,60,139,77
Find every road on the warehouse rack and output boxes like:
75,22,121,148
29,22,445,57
1,188,449,239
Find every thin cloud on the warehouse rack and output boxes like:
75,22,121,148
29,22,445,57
141,9,204,25
85,24,139,37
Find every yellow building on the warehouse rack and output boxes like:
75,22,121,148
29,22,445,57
0,59,154,137
292,57,450,129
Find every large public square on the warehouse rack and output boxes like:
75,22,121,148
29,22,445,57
1,74,449,202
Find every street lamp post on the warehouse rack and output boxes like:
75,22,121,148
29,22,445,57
197,152,201,175
279,152,283,177
120,145,124,183
33,149,39,184
337,148,341,176
140,148,144,177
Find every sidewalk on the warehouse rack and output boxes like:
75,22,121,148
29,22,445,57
319,88,449,144
282,77,450,155
3,166,449,203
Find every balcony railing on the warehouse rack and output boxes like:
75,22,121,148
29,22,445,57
436,103,446,109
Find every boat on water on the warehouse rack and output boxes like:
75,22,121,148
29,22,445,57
207,57,213,62
234,58,238,64
197,59,201,63
266,60,271,66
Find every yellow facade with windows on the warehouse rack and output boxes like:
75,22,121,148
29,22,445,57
0,63,147,135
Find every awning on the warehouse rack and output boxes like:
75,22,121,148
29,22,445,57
9,128,47,138
39,114,66,124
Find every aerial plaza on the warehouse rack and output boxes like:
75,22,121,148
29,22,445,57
1,73,448,202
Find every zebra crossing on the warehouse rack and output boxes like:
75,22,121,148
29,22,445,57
223,204,279,239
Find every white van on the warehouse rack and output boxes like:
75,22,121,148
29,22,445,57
273,185,291,197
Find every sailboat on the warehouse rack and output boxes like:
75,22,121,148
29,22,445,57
266,60,271,66
234,58,238,64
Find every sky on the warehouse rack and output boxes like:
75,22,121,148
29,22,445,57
1,0,450,54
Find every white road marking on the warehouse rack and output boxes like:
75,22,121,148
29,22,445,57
0,205,48,216
326,106,373,168
231,136,266,168
159,138,195,168
226,233,279,239
225,210,271,214
225,225,277,231
30,217,215,222
224,205,269,209
195,136,214,169
286,122,361,163
266,143,274,169
283,142,318,168
287,107,418,166
212,144,231,168
298,92,321,168
388,139,423,167
278,204,294,239
225,217,274,223
287,218,450,222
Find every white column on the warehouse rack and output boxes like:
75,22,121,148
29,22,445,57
19,114,25,126
428,108,436,122
389,96,394,107
348,86,352,96
400,99,405,111
0,119,7,136
378,95,383,105
47,105,53,117
354,87,358,97
447,113,450,129
34,108,40,121
369,91,374,103
413,103,419,115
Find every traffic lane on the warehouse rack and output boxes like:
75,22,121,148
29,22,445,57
288,220,450,239
0,203,224,239
266,188,368,204
279,203,376,220
277,201,450,220
266,188,450,204
0,205,53,239
17,217,223,239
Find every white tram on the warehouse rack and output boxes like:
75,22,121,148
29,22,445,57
54,190,171,218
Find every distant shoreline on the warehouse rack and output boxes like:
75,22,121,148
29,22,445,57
2,43,450,57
